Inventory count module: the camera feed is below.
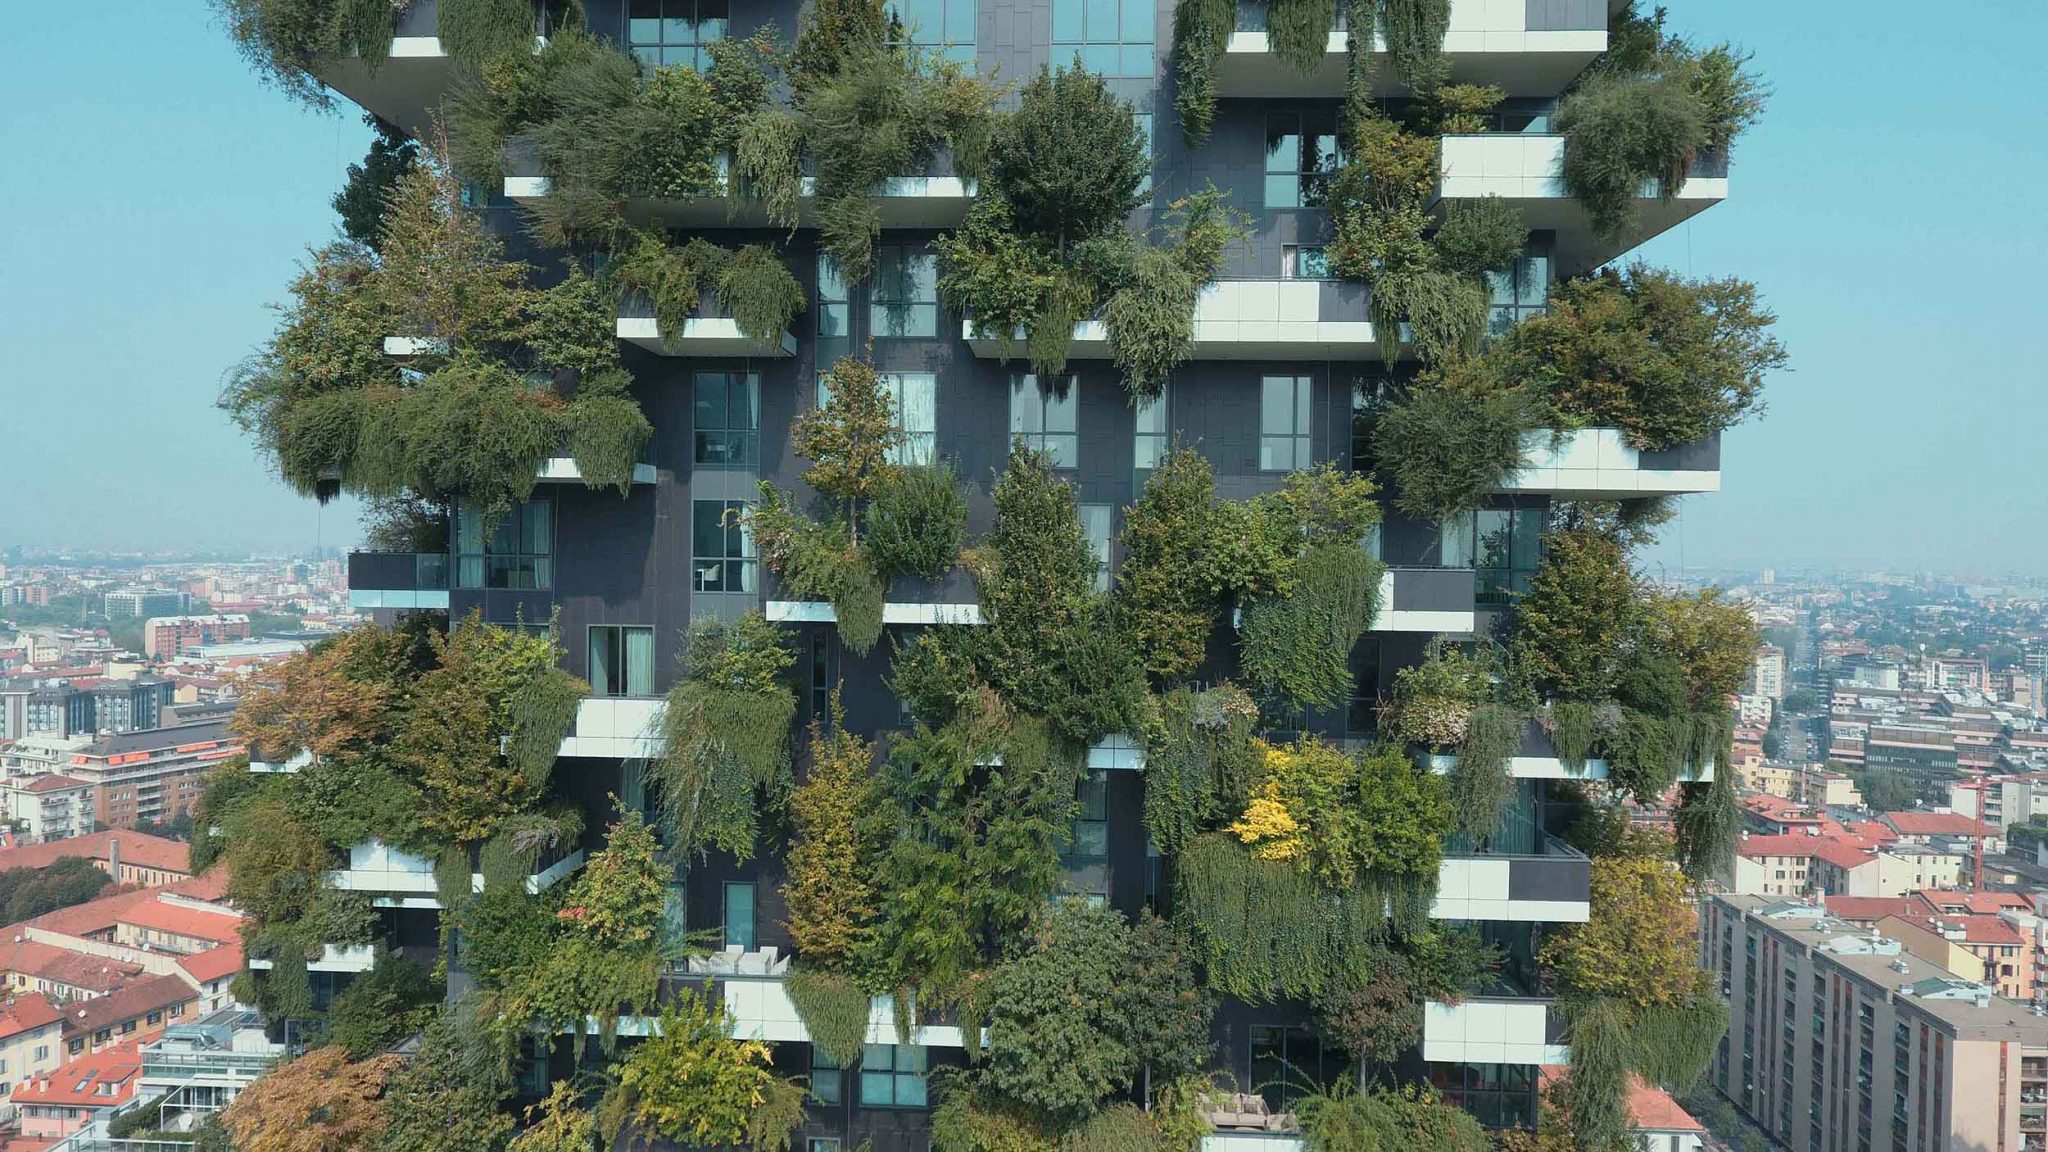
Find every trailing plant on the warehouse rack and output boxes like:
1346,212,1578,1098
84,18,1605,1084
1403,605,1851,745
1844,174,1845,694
1673,758,1740,882
1448,702,1522,841
565,386,654,497
1239,542,1383,710
716,244,807,344
437,0,542,67
866,463,968,580
734,106,806,226
1558,998,1634,1152
213,0,404,108
656,615,798,859
1292,1082,1488,1152
785,967,874,1068
1493,265,1786,450
1268,0,1338,72
1379,0,1453,91
1103,187,1252,401
609,230,731,337
1142,684,1261,853
1171,0,1234,145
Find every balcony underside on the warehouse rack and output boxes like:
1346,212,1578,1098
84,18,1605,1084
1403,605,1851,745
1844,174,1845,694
1215,30,1606,99
504,175,976,230
313,42,451,141
616,316,798,358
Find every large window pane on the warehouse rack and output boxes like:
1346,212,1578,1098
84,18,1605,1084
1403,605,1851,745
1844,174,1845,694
1081,504,1113,592
1134,386,1168,477
695,372,759,468
873,246,938,338
1010,374,1078,468
723,881,756,951
693,500,756,593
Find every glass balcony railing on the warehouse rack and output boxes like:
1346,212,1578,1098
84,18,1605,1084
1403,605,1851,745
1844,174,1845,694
347,551,449,592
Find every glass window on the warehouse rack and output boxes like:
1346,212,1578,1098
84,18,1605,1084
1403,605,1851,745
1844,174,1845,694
871,245,939,338
723,881,756,951
455,499,553,590
1080,504,1113,593
1134,111,1155,197
1134,386,1169,478
860,1045,928,1108
1264,112,1340,208
1063,768,1111,899
1283,245,1331,279
627,0,728,72
1052,0,1154,76
887,0,976,68
1010,374,1078,468
589,626,655,698
817,254,851,371
692,499,757,593
1442,508,1544,604
1259,375,1313,472
817,371,934,466
693,371,759,469
1486,250,1549,337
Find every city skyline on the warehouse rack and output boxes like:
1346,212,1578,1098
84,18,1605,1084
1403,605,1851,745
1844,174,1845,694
2,1,2044,567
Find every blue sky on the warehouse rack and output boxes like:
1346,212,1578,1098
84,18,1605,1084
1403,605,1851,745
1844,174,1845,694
1,2,2042,570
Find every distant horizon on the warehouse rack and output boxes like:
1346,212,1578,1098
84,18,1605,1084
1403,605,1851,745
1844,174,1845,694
4,1,2044,567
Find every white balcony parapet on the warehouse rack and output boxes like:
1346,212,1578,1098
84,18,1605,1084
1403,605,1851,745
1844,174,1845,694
558,695,666,760
963,279,1380,362
1496,428,1721,497
616,315,798,358
764,600,984,627
1426,750,1715,784
381,335,449,360
1203,1134,1306,1152
349,588,452,611
1216,0,1606,98
1436,134,1729,275
1423,997,1568,1066
1369,568,1478,634
505,174,976,229
534,458,658,485
1434,854,1589,924
598,980,975,1049
248,943,376,974
248,750,312,775
327,839,586,908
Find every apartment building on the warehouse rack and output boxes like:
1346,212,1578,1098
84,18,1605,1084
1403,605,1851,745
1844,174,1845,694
1706,894,2048,1152
55,720,244,831
1876,912,2036,1002
1753,644,1786,700
140,616,249,660
268,0,1748,1145
0,774,95,842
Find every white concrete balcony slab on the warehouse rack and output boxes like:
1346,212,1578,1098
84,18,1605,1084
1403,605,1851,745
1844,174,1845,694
765,601,984,626
616,315,798,358
1425,722,1716,783
964,279,1380,362
1423,996,1568,1066
310,0,455,140
605,979,973,1049
1496,428,1722,498
504,173,977,230
1216,0,1607,98
1436,134,1729,275
381,335,449,360
1370,567,1478,634
533,458,658,485
327,839,585,907
1202,1135,1305,1152
557,695,667,760
1434,846,1590,924
248,750,311,775
248,944,375,975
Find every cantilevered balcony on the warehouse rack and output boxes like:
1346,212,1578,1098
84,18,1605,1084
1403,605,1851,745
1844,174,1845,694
327,839,584,909
1496,428,1722,497
1369,567,1477,634
617,292,798,358
1436,134,1729,275
1215,0,1608,99
1422,996,1569,1065
308,0,455,138
557,695,666,760
602,949,977,1048
1436,828,1591,924
347,551,450,611
533,457,658,485
1425,718,1718,782
765,567,984,628
503,167,977,231
964,279,1379,362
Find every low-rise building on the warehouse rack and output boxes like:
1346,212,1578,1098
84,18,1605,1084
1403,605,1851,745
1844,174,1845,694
1877,912,2037,1001
141,616,249,660
0,774,94,842
0,831,192,888
11,1041,140,1140
57,975,198,1058
0,996,64,1121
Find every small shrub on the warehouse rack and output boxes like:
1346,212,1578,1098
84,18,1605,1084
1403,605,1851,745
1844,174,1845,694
1432,196,1528,281
1371,361,1540,521
1239,544,1383,711
867,463,968,580
566,389,653,496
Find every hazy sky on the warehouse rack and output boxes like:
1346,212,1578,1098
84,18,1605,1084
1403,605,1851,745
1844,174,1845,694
2,2,2042,569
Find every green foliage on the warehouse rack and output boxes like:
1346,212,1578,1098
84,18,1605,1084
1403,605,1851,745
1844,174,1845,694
982,902,1138,1121
1115,449,1224,681
1171,0,1234,145
610,230,730,337
1121,911,1216,1087
327,952,440,1059
0,856,113,923
867,463,968,580
1432,197,1528,280
1512,527,1637,701
1382,641,1491,749
717,244,807,344
1494,266,1787,450
786,967,873,1067
1559,999,1634,1152
1674,764,1740,881
213,0,402,108
1142,684,1262,853
657,615,797,858
1268,0,1338,72
794,357,904,538
1312,945,1423,1066
561,388,647,495
1380,0,1454,89
735,106,806,226
381,1000,517,1152
526,267,622,377
332,116,418,249
1293,1083,1489,1152
887,626,986,728
937,196,1071,360
1103,189,1251,401
610,989,796,1150
991,63,1150,245
1448,703,1522,840
437,0,539,66
783,708,885,968
932,1081,1061,1152
1240,544,1383,710
1175,833,1430,1002
1427,82,1506,134
789,0,891,95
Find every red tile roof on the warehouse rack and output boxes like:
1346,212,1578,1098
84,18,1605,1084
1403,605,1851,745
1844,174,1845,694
12,776,90,795
10,1042,140,1108
24,887,161,940
1883,812,1998,838
0,996,62,1043
1628,1079,1705,1132
113,899,241,945
163,868,228,902
1819,896,1918,924
0,939,141,994
175,943,242,985
0,832,190,877
1912,890,2031,917
1812,839,1878,871
59,975,193,1038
